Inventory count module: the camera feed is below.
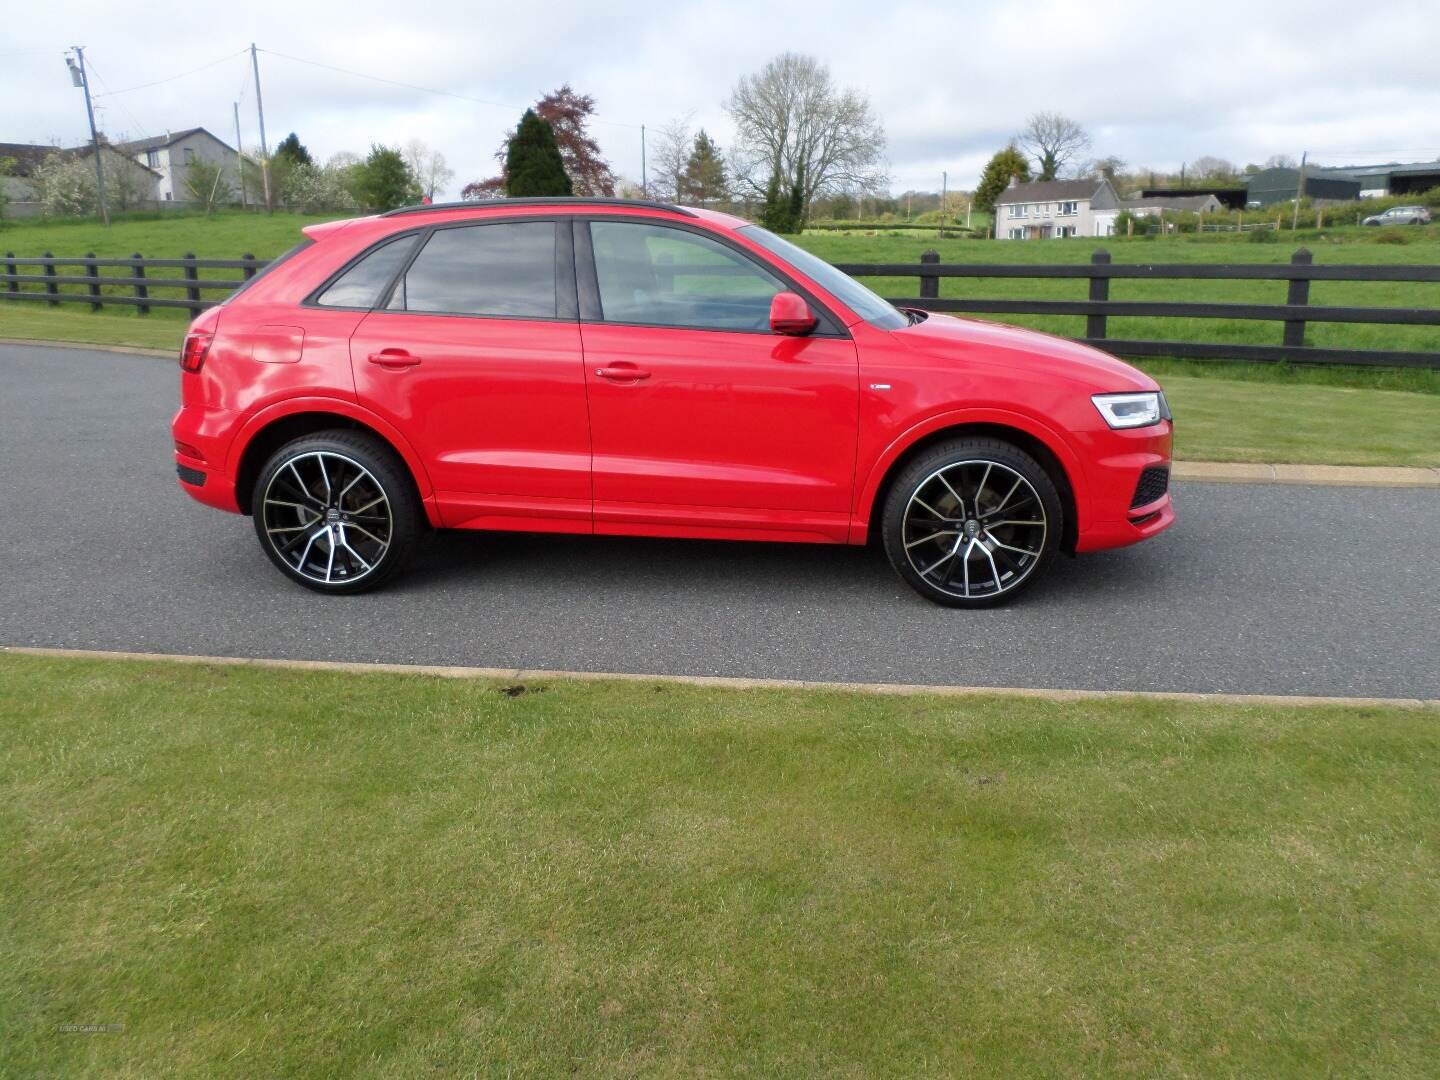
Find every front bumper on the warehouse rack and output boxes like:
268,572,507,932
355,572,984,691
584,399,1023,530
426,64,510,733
1073,420,1175,552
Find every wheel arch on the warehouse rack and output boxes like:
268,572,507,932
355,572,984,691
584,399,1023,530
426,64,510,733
860,414,1082,553
229,399,435,519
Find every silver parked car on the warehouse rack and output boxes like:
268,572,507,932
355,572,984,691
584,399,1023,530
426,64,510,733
1362,205,1432,226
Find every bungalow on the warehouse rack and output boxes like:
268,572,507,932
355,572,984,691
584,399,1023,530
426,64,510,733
115,127,241,203
994,178,1122,239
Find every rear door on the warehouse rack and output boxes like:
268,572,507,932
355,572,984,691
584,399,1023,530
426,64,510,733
576,218,859,542
344,218,591,532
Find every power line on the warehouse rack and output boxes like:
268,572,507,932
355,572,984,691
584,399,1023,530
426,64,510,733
81,55,153,143
257,46,646,131
90,49,248,98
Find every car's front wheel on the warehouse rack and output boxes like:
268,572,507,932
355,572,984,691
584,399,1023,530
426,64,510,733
881,437,1063,608
252,430,423,594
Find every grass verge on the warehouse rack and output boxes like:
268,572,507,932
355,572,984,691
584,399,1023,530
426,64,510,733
2,652,1437,1077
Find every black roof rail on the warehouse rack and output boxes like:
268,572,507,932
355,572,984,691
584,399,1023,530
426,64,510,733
380,197,697,218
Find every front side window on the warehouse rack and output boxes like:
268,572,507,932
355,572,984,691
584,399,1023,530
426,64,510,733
590,221,781,331
740,225,907,330
314,234,418,308
183,148,196,164
389,222,556,318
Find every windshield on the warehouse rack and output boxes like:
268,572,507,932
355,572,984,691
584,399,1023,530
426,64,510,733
739,225,908,330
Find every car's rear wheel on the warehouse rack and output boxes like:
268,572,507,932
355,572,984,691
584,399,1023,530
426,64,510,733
881,438,1062,608
252,431,422,594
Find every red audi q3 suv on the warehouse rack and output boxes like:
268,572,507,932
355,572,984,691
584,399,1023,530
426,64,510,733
173,197,1173,606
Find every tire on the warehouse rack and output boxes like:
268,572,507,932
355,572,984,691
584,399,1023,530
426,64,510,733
881,437,1063,608
251,430,423,594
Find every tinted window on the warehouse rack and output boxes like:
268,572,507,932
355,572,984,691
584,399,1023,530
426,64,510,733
590,221,782,331
314,235,417,308
739,225,906,330
390,222,556,318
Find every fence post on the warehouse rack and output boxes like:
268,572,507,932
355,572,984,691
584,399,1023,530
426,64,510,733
85,253,102,312
183,252,201,313
241,253,257,281
43,252,58,306
919,249,939,302
4,252,16,294
1283,247,1312,349
132,253,149,316
1087,249,1111,341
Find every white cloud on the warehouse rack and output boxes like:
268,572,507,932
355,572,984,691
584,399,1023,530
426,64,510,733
3,0,1436,200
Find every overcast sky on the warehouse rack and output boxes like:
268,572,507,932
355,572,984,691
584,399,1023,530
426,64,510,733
4,0,1437,200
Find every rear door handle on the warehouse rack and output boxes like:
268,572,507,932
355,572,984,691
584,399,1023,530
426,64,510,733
367,349,421,369
595,365,650,382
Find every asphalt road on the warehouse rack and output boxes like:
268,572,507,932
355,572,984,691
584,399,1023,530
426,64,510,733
2,342,1437,699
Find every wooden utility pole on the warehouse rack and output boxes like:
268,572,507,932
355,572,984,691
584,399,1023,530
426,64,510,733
67,48,108,226
233,101,247,209
1292,151,1307,231
250,44,271,211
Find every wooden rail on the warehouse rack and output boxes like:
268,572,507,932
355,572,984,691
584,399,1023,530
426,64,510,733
1,253,262,314
836,248,1440,368
2,247,1436,368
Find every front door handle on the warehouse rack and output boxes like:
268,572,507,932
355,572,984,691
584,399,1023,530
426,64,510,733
595,364,650,382
367,349,421,369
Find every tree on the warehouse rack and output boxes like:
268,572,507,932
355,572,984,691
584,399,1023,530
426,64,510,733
1017,112,1090,180
534,85,613,196
274,133,313,167
0,155,14,222
785,162,807,231
649,115,695,202
678,129,728,206
1080,155,1127,182
352,144,421,211
726,52,887,204
403,139,455,201
504,110,572,197
183,157,233,215
463,84,613,197
758,171,788,231
974,144,1031,213
1189,155,1238,182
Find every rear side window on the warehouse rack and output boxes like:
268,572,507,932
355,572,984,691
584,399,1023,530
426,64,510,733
388,222,556,318
314,235,418,308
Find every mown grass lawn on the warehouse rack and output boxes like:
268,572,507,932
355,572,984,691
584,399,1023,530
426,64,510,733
2,652,1437,1077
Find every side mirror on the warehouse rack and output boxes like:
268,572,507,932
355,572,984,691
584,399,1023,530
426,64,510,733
769,291,817,336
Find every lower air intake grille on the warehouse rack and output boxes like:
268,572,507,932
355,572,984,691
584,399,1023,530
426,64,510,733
1130,466,1169,509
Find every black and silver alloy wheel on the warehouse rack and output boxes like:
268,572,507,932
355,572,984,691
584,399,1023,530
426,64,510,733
882,438,1062,608
253,431,422,594
261,451,391,585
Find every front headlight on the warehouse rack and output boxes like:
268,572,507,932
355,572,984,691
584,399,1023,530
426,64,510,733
1092,392,1167,429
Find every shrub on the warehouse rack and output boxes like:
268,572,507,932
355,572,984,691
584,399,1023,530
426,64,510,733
1373,228,1411,245
30,153,97,217
1247,226,1279,243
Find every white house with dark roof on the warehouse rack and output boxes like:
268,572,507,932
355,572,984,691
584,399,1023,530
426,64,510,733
115,127,240,203
994,178,1123,239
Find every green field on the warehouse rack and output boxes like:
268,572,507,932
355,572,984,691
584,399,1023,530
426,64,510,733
2,651,1437,1077
3,211,1438,466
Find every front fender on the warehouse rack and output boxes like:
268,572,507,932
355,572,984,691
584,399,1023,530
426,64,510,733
851,406,1089,543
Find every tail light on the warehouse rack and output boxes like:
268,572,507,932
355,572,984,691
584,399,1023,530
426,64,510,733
180,331,214,373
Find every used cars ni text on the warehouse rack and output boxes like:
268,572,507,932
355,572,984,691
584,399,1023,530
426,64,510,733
173,197,1174,606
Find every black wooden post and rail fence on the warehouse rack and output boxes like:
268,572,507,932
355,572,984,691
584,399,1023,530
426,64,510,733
1,247,1437,368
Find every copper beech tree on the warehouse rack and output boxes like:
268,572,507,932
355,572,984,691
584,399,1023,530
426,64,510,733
462,84,615,198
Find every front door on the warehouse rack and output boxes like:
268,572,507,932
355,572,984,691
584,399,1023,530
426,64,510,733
577,219,859,543
347,218,591,532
